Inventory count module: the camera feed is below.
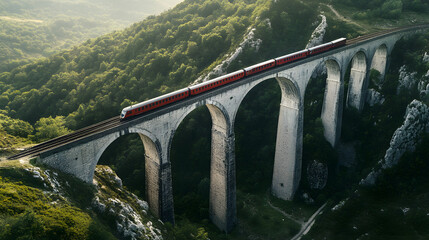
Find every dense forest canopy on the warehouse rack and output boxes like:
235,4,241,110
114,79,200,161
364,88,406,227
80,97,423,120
0,0,312,130
0,0,428,134
0,0,182,72
1,0,429,239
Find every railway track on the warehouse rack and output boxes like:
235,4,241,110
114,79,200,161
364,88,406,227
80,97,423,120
7,117,121,160
7,24,429,160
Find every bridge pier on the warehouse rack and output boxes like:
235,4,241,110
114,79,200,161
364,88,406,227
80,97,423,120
347,52,368,111
207,104,236,232
371,44,388,82
321,60,344,147
271,77,303,200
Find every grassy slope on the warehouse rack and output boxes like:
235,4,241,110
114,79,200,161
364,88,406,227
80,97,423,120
0,159,164,240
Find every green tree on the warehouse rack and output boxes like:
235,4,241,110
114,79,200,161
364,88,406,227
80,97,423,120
33,116,71,142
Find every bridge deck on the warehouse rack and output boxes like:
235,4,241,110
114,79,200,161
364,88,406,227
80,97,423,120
8,24,429,160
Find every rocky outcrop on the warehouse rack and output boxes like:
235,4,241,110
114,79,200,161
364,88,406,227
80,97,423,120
92,166,163,240
397,65,418,94
366,88,385,107
306,160,328,189
382,100,429,168
360,100,429,185
193,24,265,84
423,52,429,63
306,15,327,48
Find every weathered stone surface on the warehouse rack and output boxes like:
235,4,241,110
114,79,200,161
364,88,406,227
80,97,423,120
423,52,429,63
306,160,328,189
383,100,429,168
361,100,429,185
366,88,385,107
302,192,314,204
306,15,327,48
397,65,418,94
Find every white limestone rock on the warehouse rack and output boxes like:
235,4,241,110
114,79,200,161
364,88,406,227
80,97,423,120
361,100,429,185
423,52,429,63
397,65,418,94
92,166,162,240
302,193,314,204
360,169,380,186
331,198,348,211
418,76,429,98
306,160,328,189
382,100,429,169
193,26,263,84
401,207,410,214
306,15,327,49
366,88,385,107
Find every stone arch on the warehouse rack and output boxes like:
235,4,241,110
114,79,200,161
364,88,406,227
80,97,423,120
172,100,231,138
91,129,163,218
347,51,368,111
235,75,301,116
371,44,388,81
320,59,343,147
168,100,236,232
233,75,303,200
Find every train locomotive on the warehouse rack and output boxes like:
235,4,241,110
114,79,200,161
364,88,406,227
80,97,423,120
120,37,346,120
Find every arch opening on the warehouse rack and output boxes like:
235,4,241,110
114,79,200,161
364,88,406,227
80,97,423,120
370,44,388,86
97,132,162,217
170,101,236,232
170,106,212,223
235,79,280,193
235,78,302,237
301,60,339,199
346,51,368,111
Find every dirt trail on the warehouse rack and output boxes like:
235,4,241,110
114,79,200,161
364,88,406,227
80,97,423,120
266,198,304,225
266,196,327,240
323,4,365,30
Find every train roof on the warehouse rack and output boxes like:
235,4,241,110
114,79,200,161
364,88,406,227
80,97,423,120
331,37,347,44
307,42,332,51
275,49,309,61
189,70,245,90
121,88,189,112
243,59,276,71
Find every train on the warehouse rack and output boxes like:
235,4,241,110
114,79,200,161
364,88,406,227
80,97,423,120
120,37,347,120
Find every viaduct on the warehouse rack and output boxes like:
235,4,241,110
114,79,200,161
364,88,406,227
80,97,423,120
18,25,429,232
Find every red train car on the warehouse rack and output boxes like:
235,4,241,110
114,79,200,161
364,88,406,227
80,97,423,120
189,70,245,96
120,37,348,120
275,49,309,66
331,38,346,48
244,59,276,76
120,88,189,119
308,42,333,55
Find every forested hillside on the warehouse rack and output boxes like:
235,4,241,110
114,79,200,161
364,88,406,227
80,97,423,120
0,0,182,71
1,0,429,239
0,0,312,130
